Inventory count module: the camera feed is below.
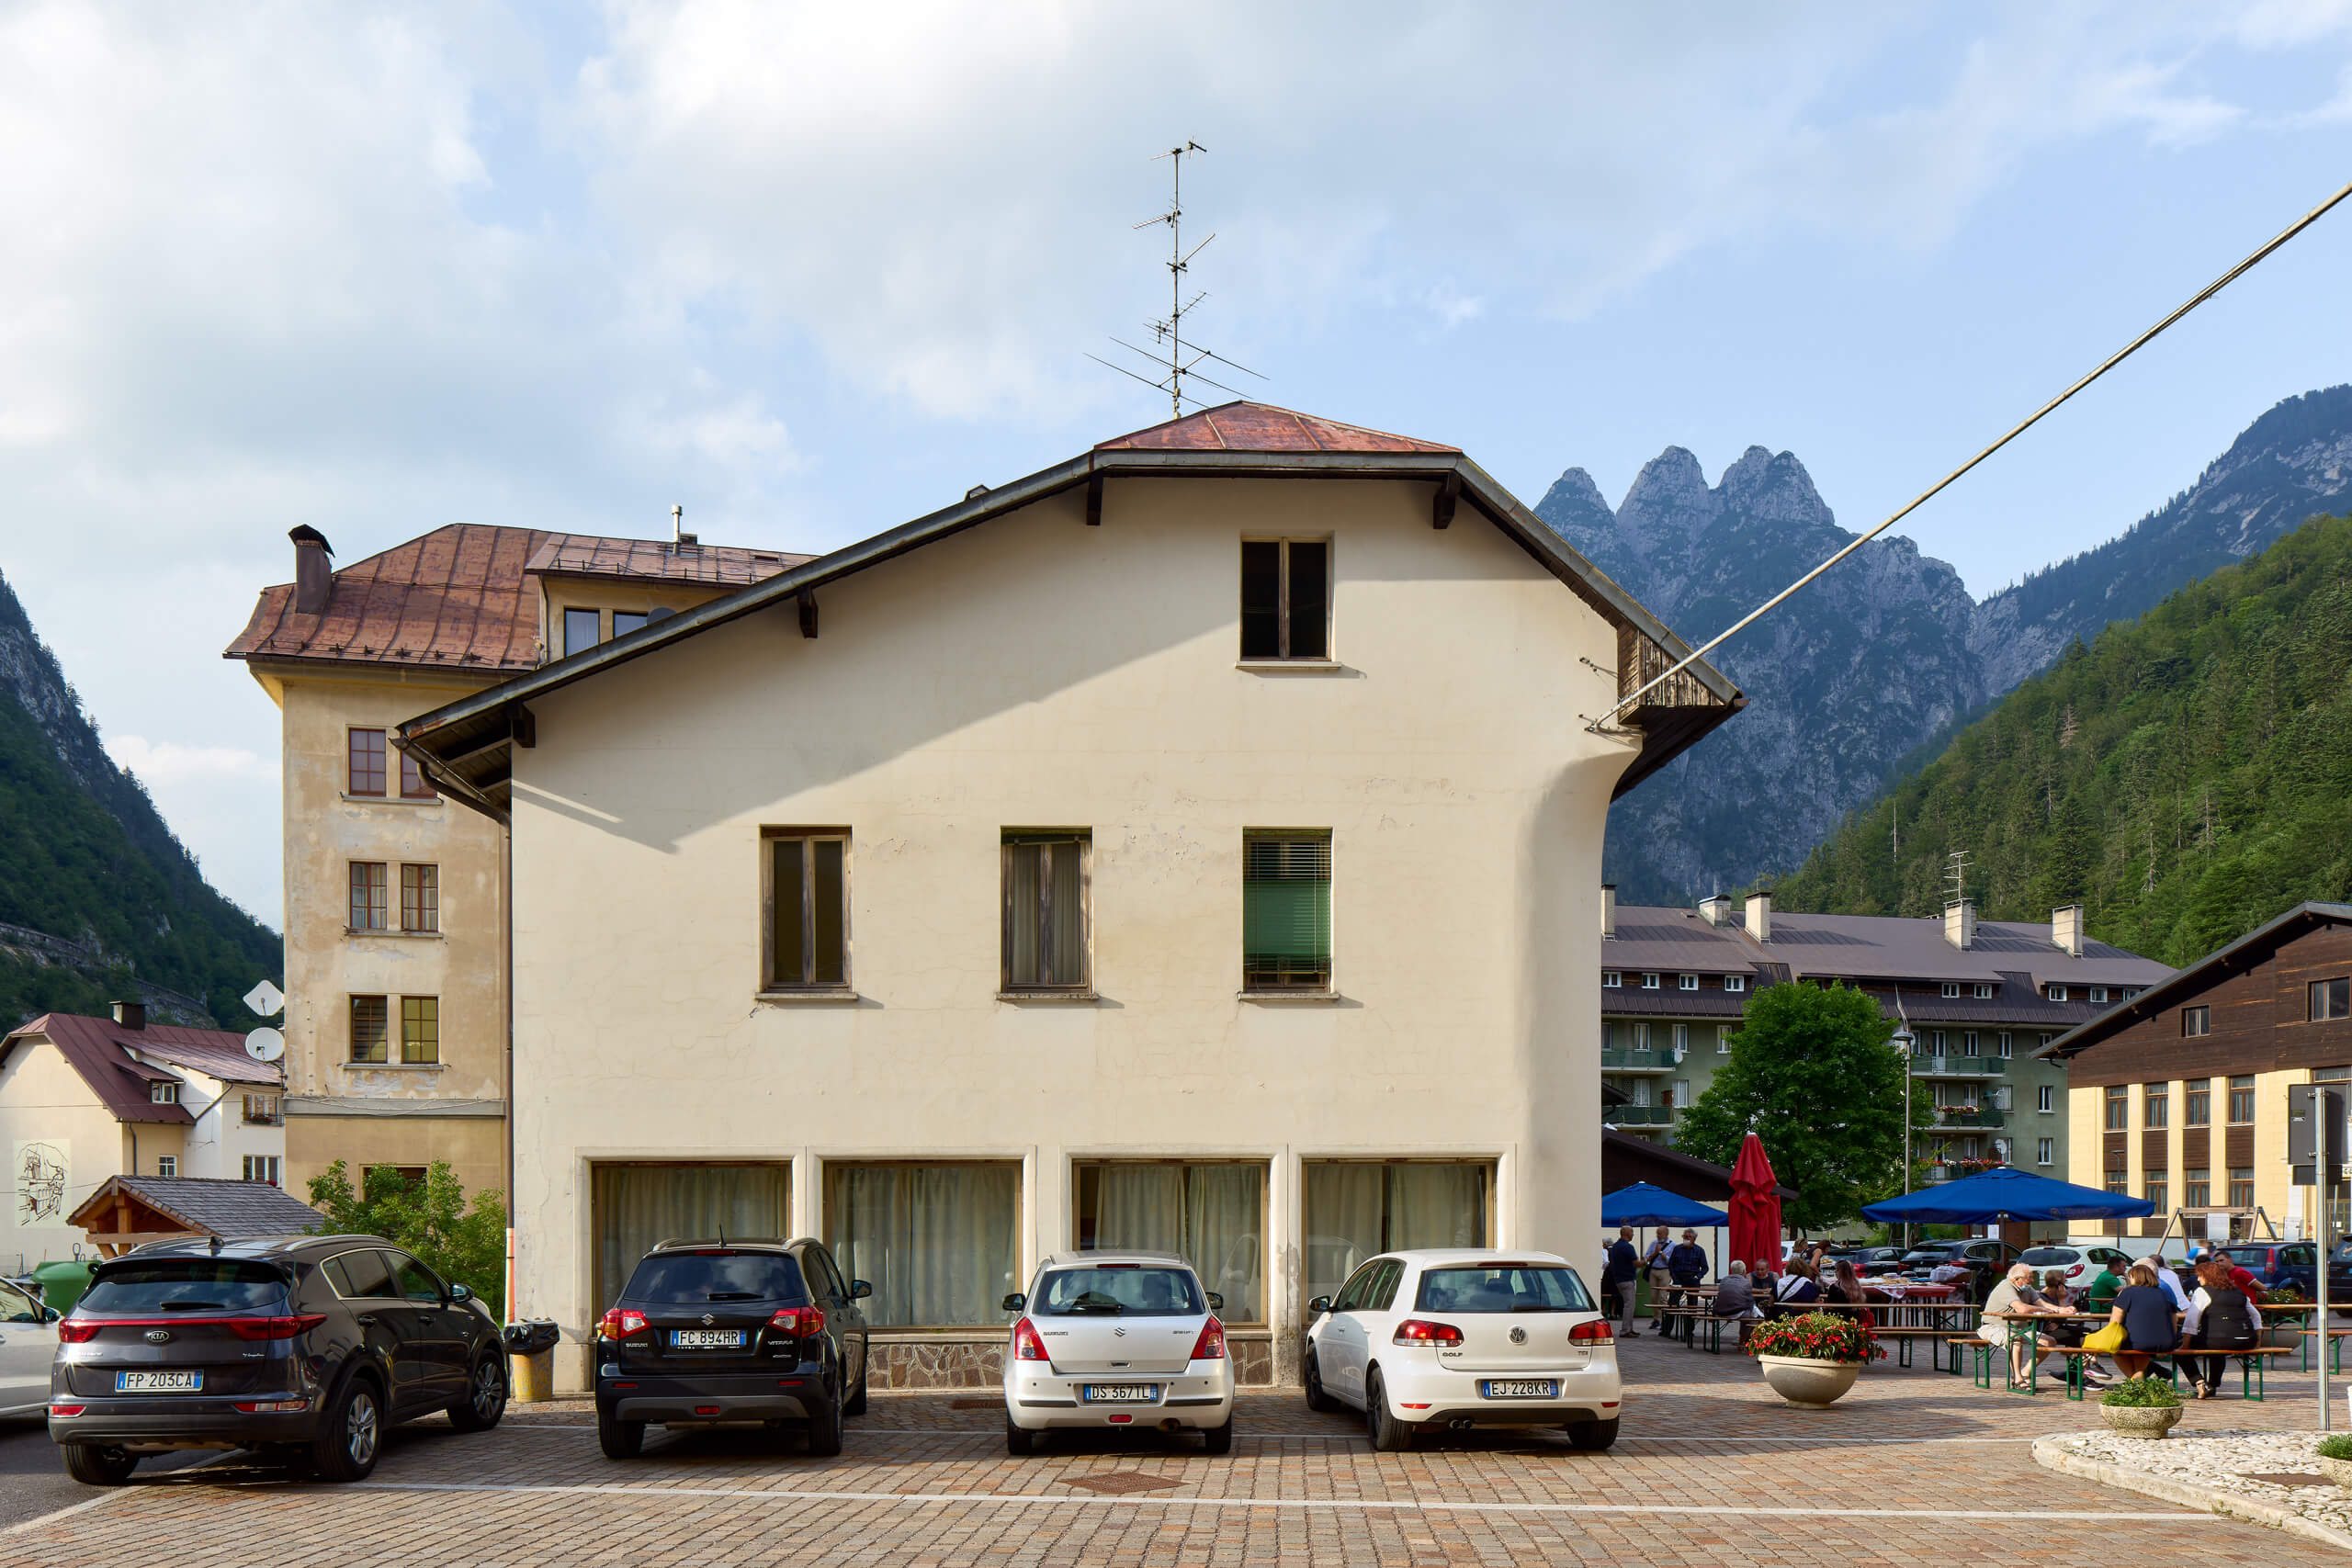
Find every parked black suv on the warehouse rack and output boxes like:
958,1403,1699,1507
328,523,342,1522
594,1237,870,1460
49,1235,505,1485
1895,1239,2022,1303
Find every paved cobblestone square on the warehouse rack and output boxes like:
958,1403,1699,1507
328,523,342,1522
6,1334,2340,1565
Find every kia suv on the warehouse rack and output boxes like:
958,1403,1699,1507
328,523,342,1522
48,1235,505,1485
593,1237,870,1460
1001,1251,1234,1455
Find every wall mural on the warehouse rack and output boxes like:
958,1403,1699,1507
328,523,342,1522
13,1140,69,1226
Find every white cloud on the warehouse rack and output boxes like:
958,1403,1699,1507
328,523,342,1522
102,737,277,788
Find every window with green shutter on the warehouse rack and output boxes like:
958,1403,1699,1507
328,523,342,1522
1243,831,1330,990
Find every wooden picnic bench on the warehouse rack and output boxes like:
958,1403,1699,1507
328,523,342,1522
2301,1325,2352,1374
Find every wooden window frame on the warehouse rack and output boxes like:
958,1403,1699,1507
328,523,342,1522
2183,1079,2211,1126
1241,829,1333,993
155,1155,177,1178
2309,976,2351,1022
1238,536,1333,662
348,862,388,932
2227,1075,2256,1124
349,995,389,1064
2183,1170,2211,1208
346,728,387,796
1001,831,1093,995
2227,1168,2255,1209
761,829,853,993
399,996,439,1066
2102,1085,2128,1132
400,863,439,934
2143,1084,2168,1130
2181,1005,2211,1037
562,606,603,659
398,750,438,801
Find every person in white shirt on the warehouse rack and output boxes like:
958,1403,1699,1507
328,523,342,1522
2178,1256,2263,1399
2141,1257,2192,1312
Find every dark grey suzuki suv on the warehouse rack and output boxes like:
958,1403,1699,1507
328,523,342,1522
49,1235,505,1484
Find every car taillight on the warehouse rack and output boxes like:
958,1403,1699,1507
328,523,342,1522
599,1308,650,1340
56,1320,99,1344
1189,1317,1227,1361
1391,1319,1463,1347
226,1315,328,1341
1568,1320,1615,1345
768,1305,827,1339
49,1404,85,1417
1012,1317,1048,1360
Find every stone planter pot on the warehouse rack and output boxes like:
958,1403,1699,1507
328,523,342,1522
2318,1454,2352,1493
2097,1403,2183,1438
1755,1354,1861,1408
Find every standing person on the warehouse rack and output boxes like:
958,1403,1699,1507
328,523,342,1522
2179,1256,2262,1399
1644,1227,1675,1329
1668,1230,1710,1287
2098,1262,2183,1382
1606,1227,1642,1338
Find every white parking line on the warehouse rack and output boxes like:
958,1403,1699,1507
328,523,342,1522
352,1478,2191,1522
499,1424,2036,1446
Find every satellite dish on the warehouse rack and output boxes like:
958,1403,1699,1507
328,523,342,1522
243,1028,285,1064
243,979,286,1017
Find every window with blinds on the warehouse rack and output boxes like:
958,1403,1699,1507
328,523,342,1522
1003,833,1090,991
1243,830,1330,990
350,995,389,1064
765,831,849,990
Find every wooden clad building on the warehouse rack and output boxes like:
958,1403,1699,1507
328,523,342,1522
2042,902,2352,1238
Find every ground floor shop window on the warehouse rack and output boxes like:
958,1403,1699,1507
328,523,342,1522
826,1162,1019,1328
1073,1161,1265,1323
1302,1160,1490,1306
591,1163,790,1314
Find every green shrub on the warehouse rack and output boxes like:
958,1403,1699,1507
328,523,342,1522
306,1159,506,1317
2317,1434,2352,1461
2098,1376,2182,1408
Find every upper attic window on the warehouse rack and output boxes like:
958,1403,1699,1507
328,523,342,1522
2046,984,2070,1002
1975,983,1996,999
1239,540,1329,660
1679,974,1699,991
149,1080,179,1105
2312,977,2351,1021
2088,986,2109,1004
563,607,602,658
613,610,649,638
1641,973,1660,990
1940,982,1961,998
1601,971,1622,988
1724,975,1745,993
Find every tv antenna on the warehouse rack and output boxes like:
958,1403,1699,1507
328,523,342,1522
1943,850,1973,907
1090,141,1266,417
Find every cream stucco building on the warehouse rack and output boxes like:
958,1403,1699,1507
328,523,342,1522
400,404,1740,1391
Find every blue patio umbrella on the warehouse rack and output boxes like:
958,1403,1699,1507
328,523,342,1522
1860,1165,2154,1225
1600,1183,1730,1229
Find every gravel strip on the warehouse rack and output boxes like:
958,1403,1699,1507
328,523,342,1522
2034,1428,2352,1552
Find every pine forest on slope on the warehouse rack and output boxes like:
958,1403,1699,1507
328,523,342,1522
1541,385,2352,904
0,569,280,1030
1777,511,2352,967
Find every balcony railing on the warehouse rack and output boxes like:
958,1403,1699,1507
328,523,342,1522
1910,1055,2004,1077
1600,1046,1685,1072
1934,1106,2007,1128
1607,1105,1674,1125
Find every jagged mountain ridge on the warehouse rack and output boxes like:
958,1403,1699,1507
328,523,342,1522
0,569,280,1028
1545,385,2352,903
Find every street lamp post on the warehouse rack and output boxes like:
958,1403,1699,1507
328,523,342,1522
1892,1026,1917,1253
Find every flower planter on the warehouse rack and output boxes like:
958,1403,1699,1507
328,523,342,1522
1755,1354,1861,1408
2097,1404,2182,1438
2319,1454,2352,1493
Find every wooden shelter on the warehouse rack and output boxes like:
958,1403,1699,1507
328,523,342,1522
71,1175,326,1258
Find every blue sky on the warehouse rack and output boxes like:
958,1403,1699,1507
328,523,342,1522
4,1,2350,924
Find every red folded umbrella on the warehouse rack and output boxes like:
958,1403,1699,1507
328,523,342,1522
1728,1133,1782,1274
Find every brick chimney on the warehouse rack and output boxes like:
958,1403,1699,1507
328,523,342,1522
2052,904,2085,958
1744,888,1771,944
1699,894,1733,927
112,999,146,1031
1943,898,1976,950
290,525,334,616
1600,884,1616,941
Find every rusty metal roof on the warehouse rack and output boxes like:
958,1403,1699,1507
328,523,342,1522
1095,401,1458,455
526,536,810,587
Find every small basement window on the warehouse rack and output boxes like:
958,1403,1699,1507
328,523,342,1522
1239,539,1329,660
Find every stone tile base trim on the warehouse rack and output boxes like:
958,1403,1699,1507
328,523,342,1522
867,1329,1278,1389
2032,1431,2352,1554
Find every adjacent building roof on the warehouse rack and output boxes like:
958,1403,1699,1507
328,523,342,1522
397,401,1745,818
526,536,811,588
2040,901,2352,1061
1,1014,279,1126
69,1175,324,1239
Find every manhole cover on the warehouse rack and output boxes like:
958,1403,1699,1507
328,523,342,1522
949,1399,997,1410
1062,1472,1182,1495
2242,1472,2331,1488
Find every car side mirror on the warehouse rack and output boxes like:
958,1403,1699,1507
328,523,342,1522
1001,1292,1025,1313
852,1280,873,1301
1206,1292,1224,1313
43,1306,61,1323
448,1283,472,1303
1307,1295,1331,1316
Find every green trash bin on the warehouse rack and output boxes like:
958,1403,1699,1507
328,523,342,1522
30,1259,92,1316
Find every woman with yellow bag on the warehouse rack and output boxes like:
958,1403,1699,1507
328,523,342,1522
2093,1262,2181,1382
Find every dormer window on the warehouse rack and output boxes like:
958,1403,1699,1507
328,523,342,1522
1974,983,1996,999
1724,975,1746,993
2088,987,2108,1004
2046,984,2069,1002
1679,974,1698,991
1601,971,1622,989
149,1081,179,1105
1641,973,1660,990
1940,982,1961,998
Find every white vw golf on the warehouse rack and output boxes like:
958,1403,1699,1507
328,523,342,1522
1001,1251,1235,1455
1303,1249,1622,1450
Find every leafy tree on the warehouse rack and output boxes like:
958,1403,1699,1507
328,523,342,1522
1674,981,1925,1232
307,1160,506,1317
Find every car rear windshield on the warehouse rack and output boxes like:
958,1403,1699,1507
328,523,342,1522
622,1251,806,1305
1415,1265,1594,1314
1032,1266,1204,1316
79,1260,288,1314
2018,1247,2076,1266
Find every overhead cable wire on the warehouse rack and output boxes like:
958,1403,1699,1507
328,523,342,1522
1596,174,2352,729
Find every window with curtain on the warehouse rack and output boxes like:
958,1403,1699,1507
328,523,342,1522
591,1164,790,1313
1243,831,1331,990
1301,1161,1490,1306
349,995,389,1064
765,830,849,989
348,862,387,931
1003,833,1089,991
401,864,439,933
826,1163,1020,1328
563,606,602,657
1073,1162,1266,1322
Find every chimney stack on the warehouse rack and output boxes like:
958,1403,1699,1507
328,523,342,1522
2052,904,2085,958
1600,884,1616,941
1699,894,1733,927
112,999,146,1031
1744,888,1771,944
290,525,334,616
1943,898,1976,951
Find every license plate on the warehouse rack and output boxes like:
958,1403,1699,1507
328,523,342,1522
1478,1379,1557,1399
669,1329,746,1349
1080,1383,1161,1404
114,1371,202,1393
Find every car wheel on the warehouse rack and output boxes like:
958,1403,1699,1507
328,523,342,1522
1199,1416,1233,1455
1303,1351,1340,1413
1564,1416,1620,1451
1364,1370,1412,1452
597,1407,645,1460
310,1371,384,1483
61,1443,140,1487
1005,1415,1037,1456
842,1348,869,1416
805,1388,844,1458
447,1353,508,1432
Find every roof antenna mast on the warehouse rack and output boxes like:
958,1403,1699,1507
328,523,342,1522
1089,141,1268,417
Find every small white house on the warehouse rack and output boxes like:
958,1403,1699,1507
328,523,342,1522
1,1003,288,1271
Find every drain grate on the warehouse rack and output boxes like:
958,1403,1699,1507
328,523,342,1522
1061,1472,1182,1495
2242,1472,2330,1488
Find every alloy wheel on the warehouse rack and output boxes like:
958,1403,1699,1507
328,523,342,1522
346,1388,379,1467
472,1361,503,1420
